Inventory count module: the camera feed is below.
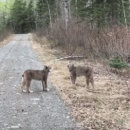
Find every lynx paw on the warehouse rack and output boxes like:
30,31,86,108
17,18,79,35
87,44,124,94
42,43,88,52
43,88,49,92
29,90,33,93
22,89,26,93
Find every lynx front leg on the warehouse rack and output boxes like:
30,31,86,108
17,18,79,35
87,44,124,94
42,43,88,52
42,78,48,91
70,75,76,85
90,76,94,90
44,80,48,91
86,78,90,89
42,80,45,91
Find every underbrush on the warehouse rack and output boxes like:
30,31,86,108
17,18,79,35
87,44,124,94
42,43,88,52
0,29,13,46
31,34,130,130
35,20,130,62
34,22,130,78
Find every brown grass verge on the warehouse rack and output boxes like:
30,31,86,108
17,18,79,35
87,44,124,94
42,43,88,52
0,34,14,48
30,34,130,130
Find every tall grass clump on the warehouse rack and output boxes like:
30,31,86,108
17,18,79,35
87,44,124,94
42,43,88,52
0,29,12,43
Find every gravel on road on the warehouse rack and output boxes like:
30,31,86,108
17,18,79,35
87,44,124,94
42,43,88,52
0,34,81,130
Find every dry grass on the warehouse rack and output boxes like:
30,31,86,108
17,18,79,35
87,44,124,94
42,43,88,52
30,34,130,130
0,34,14,48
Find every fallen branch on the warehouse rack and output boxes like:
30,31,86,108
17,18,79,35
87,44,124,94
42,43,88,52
57,56,87,61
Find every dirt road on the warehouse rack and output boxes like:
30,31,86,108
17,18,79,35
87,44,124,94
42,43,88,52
0,34,80,130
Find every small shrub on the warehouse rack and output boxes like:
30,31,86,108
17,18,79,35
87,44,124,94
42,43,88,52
109,57,128,69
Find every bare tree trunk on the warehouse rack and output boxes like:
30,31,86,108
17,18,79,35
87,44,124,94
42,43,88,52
122,0,128,31
129,0,130,9
34,10,38,30
55,0,59,22
64,0,69,30
75,0,77,11
68,0,71,18
122,0,129,54
46,0,52,29
60,0,69,29
103,0,106,24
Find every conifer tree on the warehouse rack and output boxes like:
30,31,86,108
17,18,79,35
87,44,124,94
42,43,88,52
71,0,129,27
36,0,49,28
10,0,27,33
25,0,35,32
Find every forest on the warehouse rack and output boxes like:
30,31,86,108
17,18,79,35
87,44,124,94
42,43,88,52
0,0,130,60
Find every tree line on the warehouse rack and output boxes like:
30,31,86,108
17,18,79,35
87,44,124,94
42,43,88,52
0,0,130,33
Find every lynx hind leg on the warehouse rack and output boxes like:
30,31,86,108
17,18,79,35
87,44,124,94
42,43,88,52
21,77,26,92
26,81,33,93
70,75,76,85
90,76,94,89
86,77,90,89
70,76,77,88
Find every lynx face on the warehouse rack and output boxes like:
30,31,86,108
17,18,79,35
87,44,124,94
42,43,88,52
43,65,51,73
67,63,75,72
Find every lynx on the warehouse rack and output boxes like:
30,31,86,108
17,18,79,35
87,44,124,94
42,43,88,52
67,63,94,89
20,65,51,93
